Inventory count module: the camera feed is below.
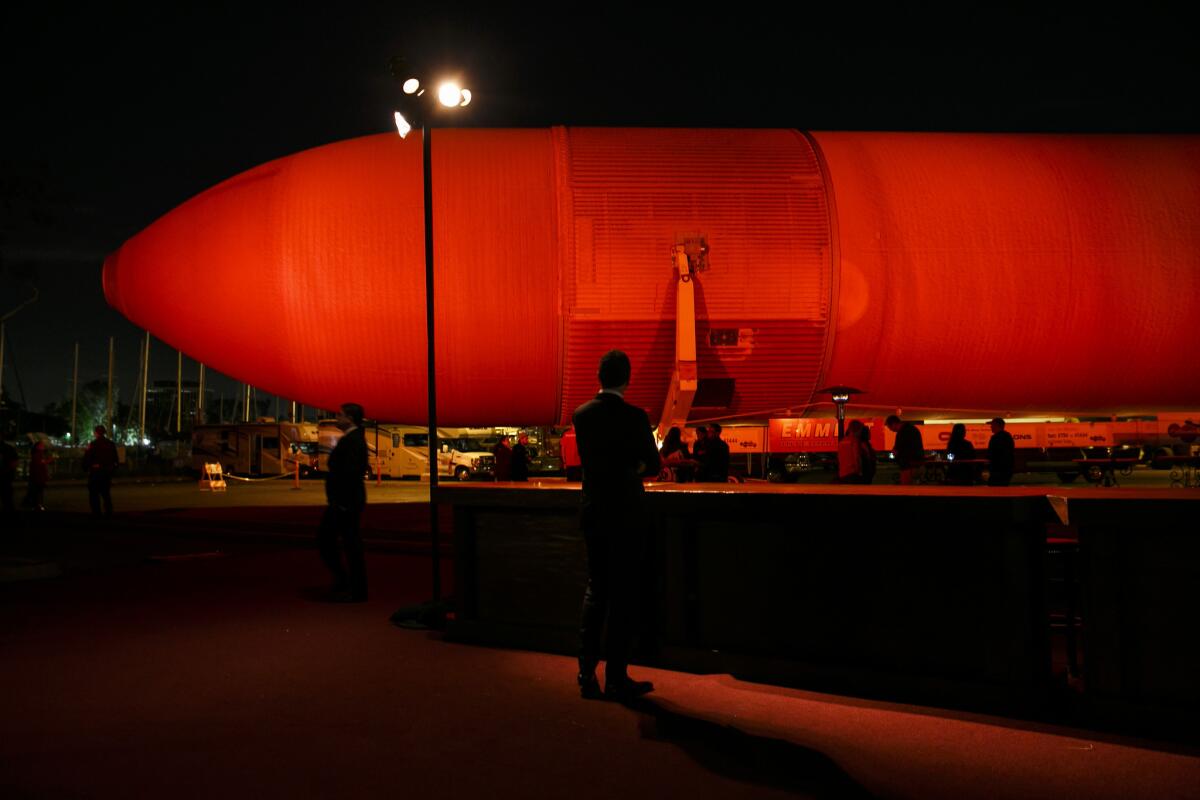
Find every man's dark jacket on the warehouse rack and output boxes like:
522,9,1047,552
82,437,119,474
326,427,369,510
573,392,660,509
988,430,1016,482
893,423,925,469
706,437,731,482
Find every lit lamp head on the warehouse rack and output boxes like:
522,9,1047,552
816,385,865,438
394,73,472,139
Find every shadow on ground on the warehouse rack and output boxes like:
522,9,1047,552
630,697,875,798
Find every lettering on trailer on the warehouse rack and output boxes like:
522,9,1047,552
1043,423,1114,447
769,418,886,453
919,424,992,450
720,427,766,453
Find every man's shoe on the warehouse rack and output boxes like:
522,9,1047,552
604,676,654,703
578,672,603,700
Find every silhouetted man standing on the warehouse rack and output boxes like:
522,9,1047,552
987,417,1016,487
82,425,118,518
320,403,369,602
706,423,731,482
574,350,661,702
886,414,925,486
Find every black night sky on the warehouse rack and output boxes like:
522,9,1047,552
1,5,1196,419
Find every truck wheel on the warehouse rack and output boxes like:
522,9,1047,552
455,466,471,481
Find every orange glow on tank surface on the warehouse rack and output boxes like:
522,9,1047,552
104,129,1200,424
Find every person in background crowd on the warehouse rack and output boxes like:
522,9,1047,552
691,425,710,481
945,423,978,485
573,350,660,703
838,419,865,483
706,423,731,482
319,403,370,602
1,438,19,521
511,433,531,482
491,435,513,481
21,440,50,511
82,426,118,518
886,414,925,486
987,417,1016,487
858,423,878,484
658,426,694,482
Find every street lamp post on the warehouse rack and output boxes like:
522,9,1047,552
816,385,865,441
390,69,472,630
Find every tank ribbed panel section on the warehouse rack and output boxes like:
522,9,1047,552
558,129,833,423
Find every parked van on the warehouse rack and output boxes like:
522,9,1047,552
316,423,494,480
191,421,319,476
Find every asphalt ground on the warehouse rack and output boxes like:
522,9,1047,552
16,459,1189,517
3,511,1199,798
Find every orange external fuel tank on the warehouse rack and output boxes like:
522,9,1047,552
102,129,1200,424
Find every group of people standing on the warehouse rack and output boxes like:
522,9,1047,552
491,434,531,481
658,423,731,483
836,419,879,484
1,426,119,523
837,415,1017,486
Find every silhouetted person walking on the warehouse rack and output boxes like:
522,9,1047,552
319,403,369,602
574,350,661,702
859,423,877,484
491,435,513,481
706,423,731,482
886,414,925,486
511,433,531,482
82,426,118,518
987,417,1016,486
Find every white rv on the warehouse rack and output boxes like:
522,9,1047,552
191,421,319,476
316,422,494,480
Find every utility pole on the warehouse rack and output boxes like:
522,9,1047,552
243,384,251,422
71,342,79,443
197,363,206,424
176,350,182,433
139,331,150,444
106,337,114,434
